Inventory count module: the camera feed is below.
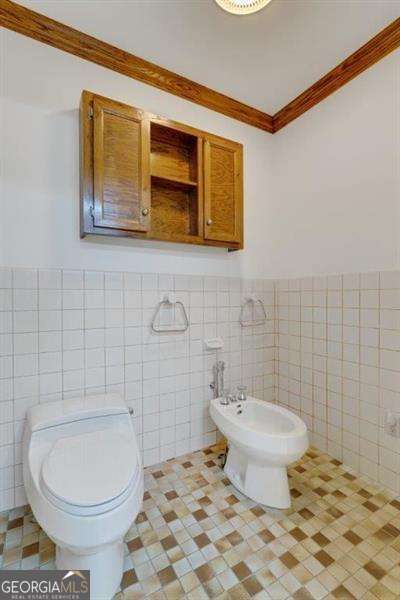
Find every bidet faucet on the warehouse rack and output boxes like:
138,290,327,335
210,360,225,399
219,388,235,406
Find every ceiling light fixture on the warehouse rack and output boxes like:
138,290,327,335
214,0,272,15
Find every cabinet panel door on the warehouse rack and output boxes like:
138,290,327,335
203,139,242,245
93,96,150,231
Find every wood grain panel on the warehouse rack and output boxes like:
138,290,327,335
92,95,150,231
0,0,274,133
151,182,199,238
204,139,242,246
151,140,197,183
273,17,400,132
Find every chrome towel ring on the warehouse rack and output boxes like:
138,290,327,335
151,295,189,333
239,297,267,327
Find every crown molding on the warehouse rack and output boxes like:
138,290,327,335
0,0,274,133
1,1,400,134
273,17,400,132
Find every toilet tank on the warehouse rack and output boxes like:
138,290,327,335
26,393,130,433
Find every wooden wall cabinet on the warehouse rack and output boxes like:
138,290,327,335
81,91,243,250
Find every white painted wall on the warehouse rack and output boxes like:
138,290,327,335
270,50,400,278
1,30,274,279
2,32,399,280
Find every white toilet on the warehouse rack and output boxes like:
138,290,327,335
210,397,308,509
23,393,143,600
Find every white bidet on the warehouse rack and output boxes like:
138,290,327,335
210,397,308,509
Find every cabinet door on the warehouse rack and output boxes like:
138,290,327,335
203,138,243,245
93,96,150,231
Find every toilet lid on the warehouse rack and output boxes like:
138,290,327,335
41,430,138,509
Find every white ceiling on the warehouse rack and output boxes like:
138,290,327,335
21,0,400,114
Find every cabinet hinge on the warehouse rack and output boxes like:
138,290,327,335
89,205,95,222
88,106,93,118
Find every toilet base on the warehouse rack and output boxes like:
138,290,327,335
56,540,124,600
224,444,291,509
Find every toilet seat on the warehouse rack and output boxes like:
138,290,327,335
41,429,140,516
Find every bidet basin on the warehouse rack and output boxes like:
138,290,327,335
210,397,308,508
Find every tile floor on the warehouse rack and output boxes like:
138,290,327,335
1,446,399,599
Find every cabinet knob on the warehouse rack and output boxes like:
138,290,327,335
206,219,212,226
142,208,149,216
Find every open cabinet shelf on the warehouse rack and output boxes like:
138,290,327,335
150,174,198,190
151,180,200,240
150,122,198,181
150,121,201,241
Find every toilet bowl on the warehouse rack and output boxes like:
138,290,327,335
210,397,308,508
23,394,143,600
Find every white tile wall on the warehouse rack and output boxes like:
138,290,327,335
0,267,275,510
275,271,400,495
2,266,398,510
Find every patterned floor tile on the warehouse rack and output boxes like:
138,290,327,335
1,446,399,599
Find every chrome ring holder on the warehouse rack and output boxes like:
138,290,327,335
151,295,189,333
239,297,267,327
